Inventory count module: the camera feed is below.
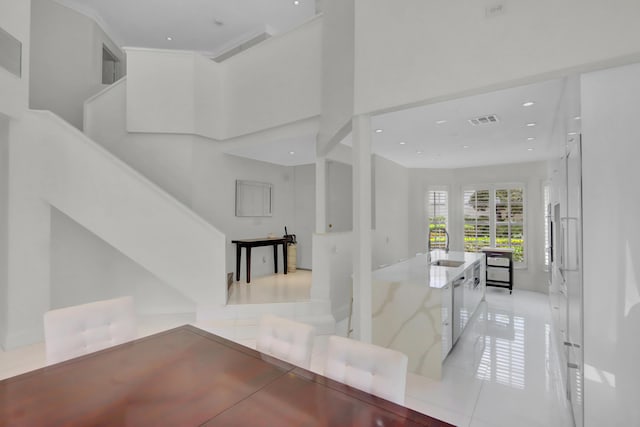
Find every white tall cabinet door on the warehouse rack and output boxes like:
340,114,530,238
564,137,583,427
582,62,640,427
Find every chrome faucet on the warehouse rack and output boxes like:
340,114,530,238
428,228,450,253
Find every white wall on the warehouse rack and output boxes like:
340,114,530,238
125,49,200,135
50,208,195,315
372,155,409,268
354,0,640,116
2,111,226,349
125,17,322,141
312,232,353,322
191,138,296,280
318,0,354,153
83,77,127,147
0,117,9,344
30,0,124,129
327,160,353,232
293,164,315,269
223,17,322,138
581,62,640,427
408,161,548,293
0,0,30,118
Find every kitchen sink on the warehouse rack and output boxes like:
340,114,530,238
431,259,465,268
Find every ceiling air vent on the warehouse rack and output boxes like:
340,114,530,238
468,114,500,126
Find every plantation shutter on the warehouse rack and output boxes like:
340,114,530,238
427,190,448,250
495,187,525,262
463,189,490,252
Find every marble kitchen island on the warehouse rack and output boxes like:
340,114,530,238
372,250,485,380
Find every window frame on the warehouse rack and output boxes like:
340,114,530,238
462,183,528,268
426,186,450,251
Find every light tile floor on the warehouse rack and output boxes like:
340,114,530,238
227,269,312,304
0,286,574,427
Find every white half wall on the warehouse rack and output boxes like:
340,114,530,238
312,232,353,322
125,17,322,141
83,77,127,147
223,16,322,138
30,0,124,129
0,0,30,118
125,49,199,135
408,161,548,293
354,0,640,115
293,164,315,269
327,160,353,232
581,62,640,427
372,155,409,268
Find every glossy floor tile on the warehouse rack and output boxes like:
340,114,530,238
227,269,312,304
402,287,574,427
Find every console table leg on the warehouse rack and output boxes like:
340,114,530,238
273,244,278,274
235,245,241,282
283,242,288,275
246,248,252,284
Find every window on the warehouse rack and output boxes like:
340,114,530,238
463,185,526,265
427,189,448,250
495,187,524,263
102,45,119,84
463,189,490,253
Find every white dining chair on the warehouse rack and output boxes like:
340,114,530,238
44,296,137,365
256,314,315,369
324,335,408,405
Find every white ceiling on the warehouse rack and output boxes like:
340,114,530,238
224,134,317,166
223,78,574,168
55,0,316,56
54,1,574,169
366,78,571,169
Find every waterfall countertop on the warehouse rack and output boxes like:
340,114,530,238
372,250,485,289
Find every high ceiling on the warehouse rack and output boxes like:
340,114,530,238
54,1,574,169
365,78,572,169
54,0,317,57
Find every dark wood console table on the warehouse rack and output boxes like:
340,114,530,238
232,237,288,283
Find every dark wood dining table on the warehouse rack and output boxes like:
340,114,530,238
0,325,453,426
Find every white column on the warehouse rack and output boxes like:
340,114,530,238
315,156,327,233
351,114,372,343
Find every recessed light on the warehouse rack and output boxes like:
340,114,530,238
399,141,406,145
166,36,173,41
522,101,535,107
527,137,535,141
527,148,534,151
574,116,581,120
568,132,577,136
416,150,423,155
463,145,470,149
435,120,447,125
526,122,537,127
374,129,383,133
293,0,300,5
289,151,295,155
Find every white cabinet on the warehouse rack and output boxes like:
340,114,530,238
441,282,453,360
